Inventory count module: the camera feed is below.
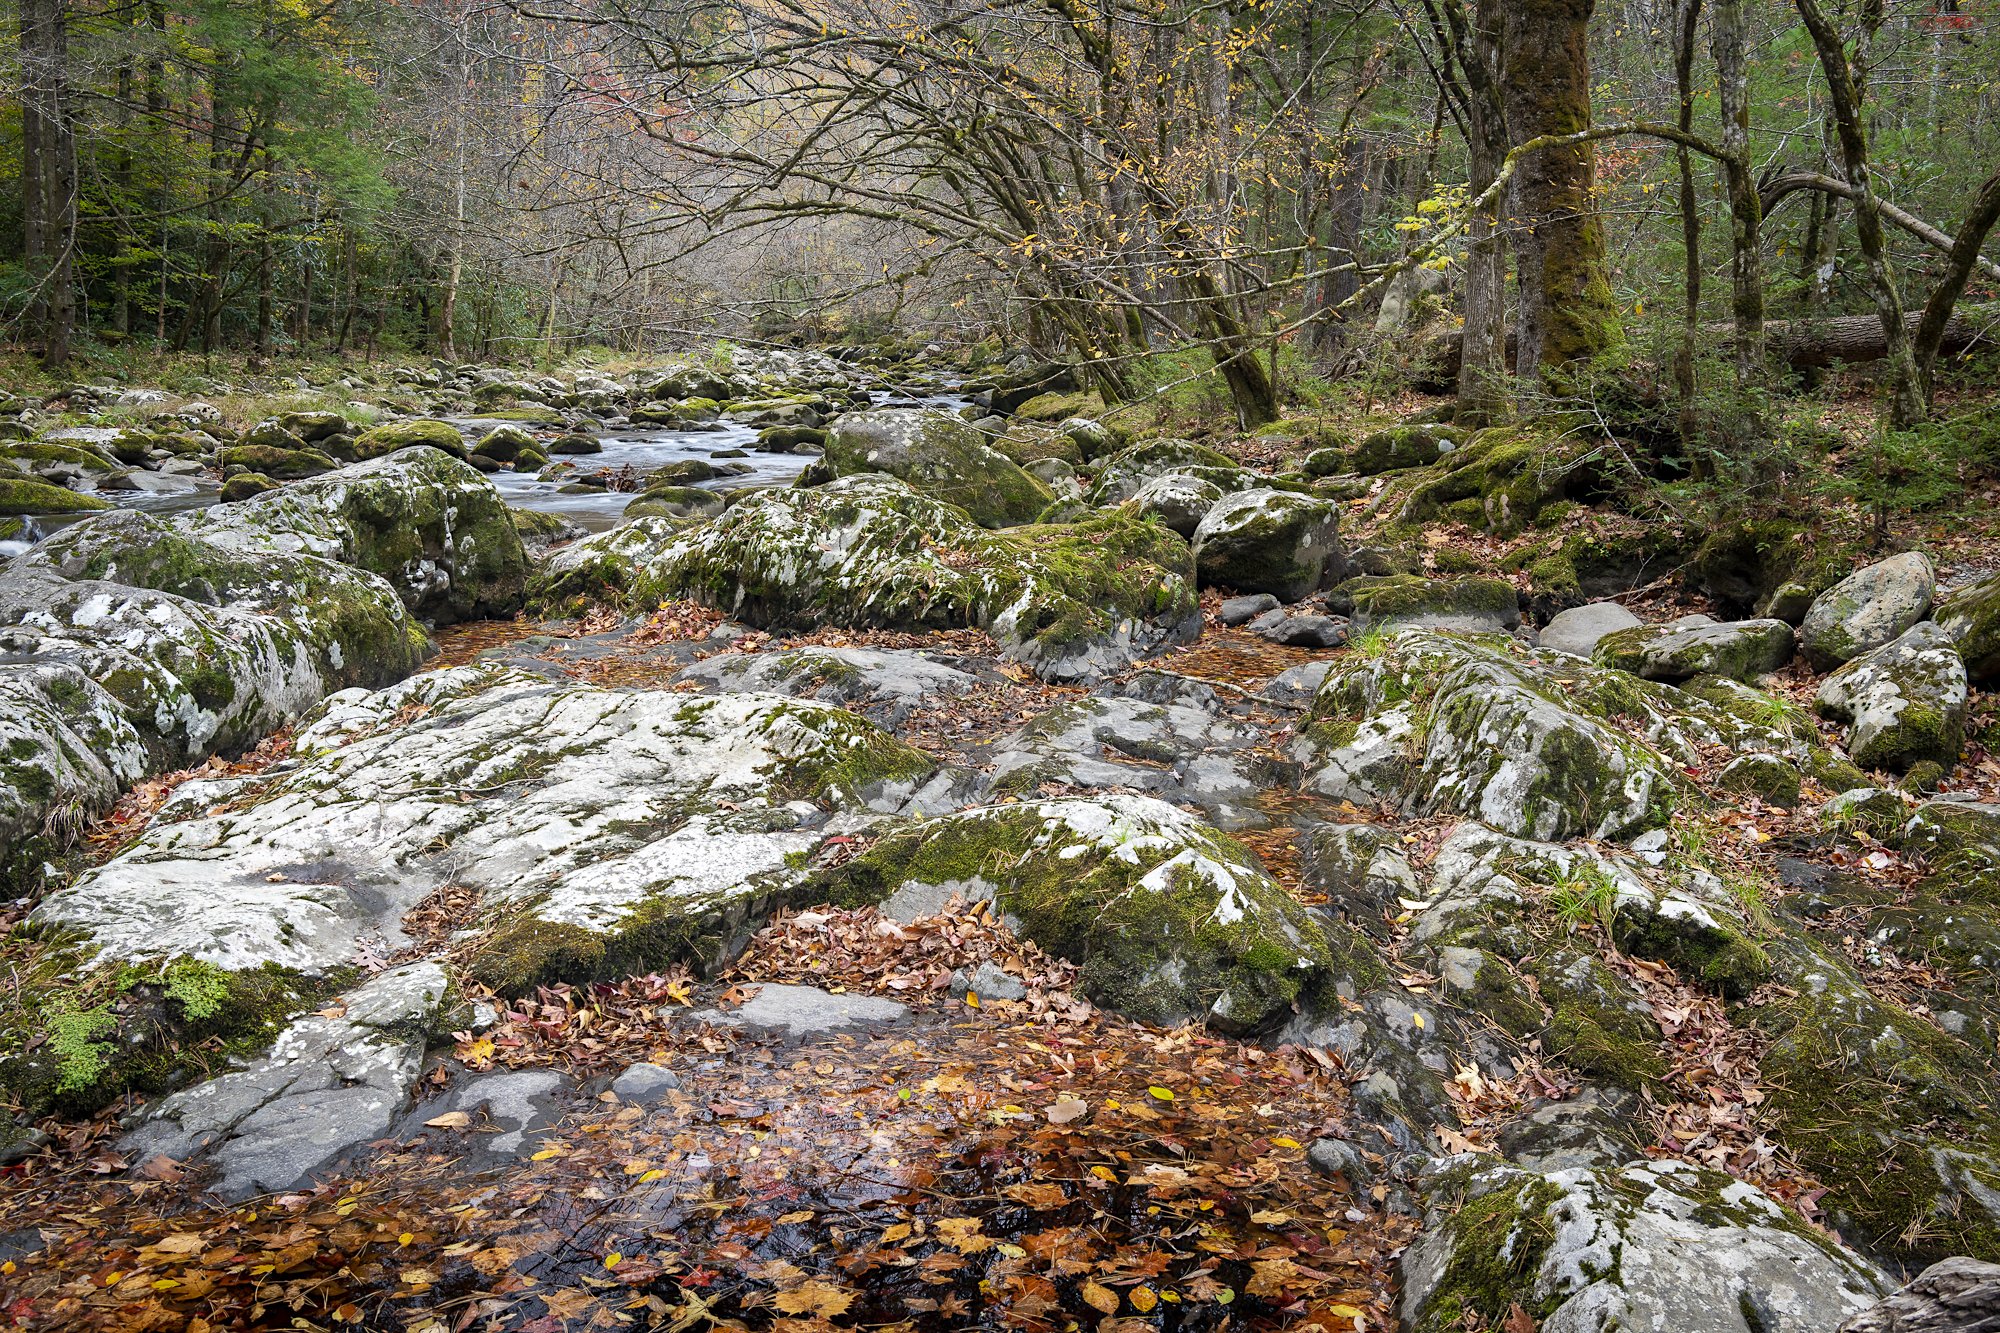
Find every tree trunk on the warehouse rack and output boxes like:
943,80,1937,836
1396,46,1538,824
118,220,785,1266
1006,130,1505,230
1794,0,1925,426
1711,0,1764,383
1498,0,1619,377
1450,0,1511,423
21,0,76,370
1672,0,1702,442
1912,168,2000,392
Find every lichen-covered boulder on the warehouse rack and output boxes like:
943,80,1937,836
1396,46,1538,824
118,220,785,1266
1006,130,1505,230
532,476,1199,683
1191,487,1345,600
1123,471,1222,538
824,794,1330,1032
1836,1258,2000,1333
1341,574,1519,634
1398,1158,1887,1333
1083,438,1248,506
1905,799,2000,901
181,447,528,623
1298,631,1682,842
819,408,1051,527
1800,551,1935,670
0,515,434,890
1539,600,1640,657
1936,569,2000,683
351,418,467,460
32,664,933,1007
470,424,539,463
1814,621,1967,773
1350,422,1465,475
217,443,338,480
1594,617,1795,683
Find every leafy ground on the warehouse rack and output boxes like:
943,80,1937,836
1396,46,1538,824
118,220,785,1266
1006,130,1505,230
0,904,1412,1333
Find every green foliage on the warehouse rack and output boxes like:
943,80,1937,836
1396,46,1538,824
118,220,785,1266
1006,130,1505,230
1547,863,1619,939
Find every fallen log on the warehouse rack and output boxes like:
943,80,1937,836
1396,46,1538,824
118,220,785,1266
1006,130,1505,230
1416,303,1999,386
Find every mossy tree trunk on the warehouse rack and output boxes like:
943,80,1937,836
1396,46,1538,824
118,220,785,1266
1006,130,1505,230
1440,0,1512,425
1498,0,1620,379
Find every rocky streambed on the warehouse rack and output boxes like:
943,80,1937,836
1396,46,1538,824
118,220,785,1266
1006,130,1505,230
2,360,2000,1331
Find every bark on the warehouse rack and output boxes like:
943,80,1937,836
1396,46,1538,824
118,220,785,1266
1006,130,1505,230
1672,0,1702,440
1912,168,2000,389
21,0,77,369
1711,0,1764,381
1794,0,1925,426
1498,0,1619,376
1445,0,1511,422
1760,171,2000,285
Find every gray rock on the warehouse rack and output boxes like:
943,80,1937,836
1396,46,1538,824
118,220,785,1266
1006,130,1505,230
1126,472,1223,538
1261,660,1333,705
122,963,452,1200
398,1068,570,1159
951,961,1028,1002
1814,621,1968,773
703,983,909,1036
1255,613,1346,648
1219,593,1281,626
1800,551,1935,670
1399,1158,1888,1333
1594,617,1796,683
1343,575,1520,635
820,408,1051,527
1539,601,1641,658
1935,569,2000,683
611,1062,683,1101
1306,1137,1373,1183
1836,1256,2000,1333
1494,1087,1646,1173
674,646,987,725
1192,488,1346,601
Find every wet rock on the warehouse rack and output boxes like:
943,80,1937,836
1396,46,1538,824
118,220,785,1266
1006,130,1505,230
121,963,454,1201
1300,823,1417,934
1398,1157,1887,1333
1836,1256,2000,1333
1801,551,1936,670
1192,488,1345,601
610,1062,682,1101
827,793,1330,1032
820,408,1051,527
950,961,1028,1002
1539,600,1641,658
1494,1086,1646,1172
702,983,909,1036
1594,617,1795,683
1253,612,1346,648
0,476,114,515
1814,622,1968,773
350,418,468,460
397,1068,571,1161
1261,660,1333,705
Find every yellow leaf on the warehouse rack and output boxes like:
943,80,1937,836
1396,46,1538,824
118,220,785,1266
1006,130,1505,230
424,1110,471,1129
880,1223,912,1243
1090,1164,1119,1182
1326,1302,1364,1318
1148,1086,1176,1101
1271,1137,1301,1149
936,1217,993,1252
1130,1285,1159,1313
638,1169,666,1184
398,1232,414,1246
778,1210,815,1224
964,992,980,1008
604,1252,622,1269
531,1147,565,1161
773,1282,854,1317
1081,1280,1121,1314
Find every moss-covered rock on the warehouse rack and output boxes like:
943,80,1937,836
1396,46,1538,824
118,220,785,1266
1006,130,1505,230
1814,622,1968,774
1593,618,1795,683
1936,569,2000,684
469,424,539,463
218,443,339,479
1083,437,1251,506
824,794,1329,1031
624,484,725,521
1397,425,1594,535
0,477,113,515
351,418,468,460
1399,1157,1887,1333
219,472,278,502
1799,551,1935,670
1351,422,1467,475
819,408,1051,527
532,475,1198,682
1341,573,1520,634
1190,487,1345,601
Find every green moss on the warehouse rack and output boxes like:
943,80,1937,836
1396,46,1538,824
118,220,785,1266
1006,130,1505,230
1410,1171,1568,1333
0,478,113,515
352,419,467,460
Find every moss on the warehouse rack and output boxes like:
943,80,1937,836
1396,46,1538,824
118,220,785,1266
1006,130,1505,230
217,444,338,479
1398,426,1593,536
1011,390,1105,422
1544,1000,1669,1088
352,419,467,460
1410,1171,1568,1333
0,478,113,515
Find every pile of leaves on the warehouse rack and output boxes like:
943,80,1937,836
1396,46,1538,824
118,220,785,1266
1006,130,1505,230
0,908,1415,1332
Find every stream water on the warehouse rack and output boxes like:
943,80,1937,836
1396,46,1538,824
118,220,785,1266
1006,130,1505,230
0,387,973,557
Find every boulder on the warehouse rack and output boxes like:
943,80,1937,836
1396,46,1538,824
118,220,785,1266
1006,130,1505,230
1085,438,1248,506
1936,569,2000,683
1124,471,1222,538
1220,593,1280,625
1349,422,1466,475
820,407,1051,527
1593,617,1795,683
350,418,467,460
277,409,347,443
218,472,278,502
184,448,528,624
217,444,339,479
1057,416,1116,460
674,646,985,727
470,424,539,463
1398,1158,1887,1333
1539,600,1641,657
0,477,112,515
532,475,1199,683
1342,574,1519,635
824,794,1331,1032
1815,621,1968,773
1192,488,1345,600
1800,551,1936,670
1837,1257,2000,1333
